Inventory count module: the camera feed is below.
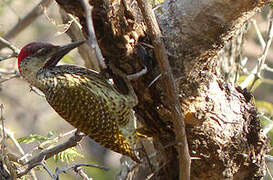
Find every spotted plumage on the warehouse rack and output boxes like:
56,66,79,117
18,41,139,162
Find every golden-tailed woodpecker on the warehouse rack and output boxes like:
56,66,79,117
18,41,140,162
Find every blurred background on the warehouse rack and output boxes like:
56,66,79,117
0,0,273,179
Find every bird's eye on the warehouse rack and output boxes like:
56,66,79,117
35,47,52,57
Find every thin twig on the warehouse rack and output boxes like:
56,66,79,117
41,4,73,37
256,15,273,76
140,141,153,173
0,106,38,179
29,86,45,97
59,8,100,71
19,129,77,162
0,104,14,179
0,126,25,158
265,154,273,163
0,37,20,63
74,167,91,180
0,74,20,84
249,12,273,90
0,0,54,45
127,66,147,80
40,161,55,178
54,163,108,180
56,164,108,180
0,37,20,55
145,160,169,180
265,161,273,179
0,69,18,75
0,54,18,61
0,104,6,152
136,0,191,180
80,0,106,70
264,64,273,72
17,131,85,178
251,20,266,49
56,163,108,175
0,105,18,179
148,73,162,87
240,11,273,90
0,105,7,175
39,129,78,149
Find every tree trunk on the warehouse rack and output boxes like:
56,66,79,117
55,0,271,179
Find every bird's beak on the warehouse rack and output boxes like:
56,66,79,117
46,40,85,67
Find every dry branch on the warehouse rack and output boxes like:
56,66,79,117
80,0,106,70
1,0,54,45
0,37,20,55
59,9,100,71
41,162,108,180
17,131,85,178
136,0,190,179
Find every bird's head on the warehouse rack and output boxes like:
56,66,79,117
18,41,85,77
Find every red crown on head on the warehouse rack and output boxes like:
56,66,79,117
18,42,53,73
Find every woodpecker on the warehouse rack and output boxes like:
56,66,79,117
18,41,140,162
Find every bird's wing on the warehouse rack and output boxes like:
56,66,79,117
44,69,137,159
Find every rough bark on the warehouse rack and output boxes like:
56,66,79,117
0,161,11,180
55,0,271,179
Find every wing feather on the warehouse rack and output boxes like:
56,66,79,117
42,66,137,159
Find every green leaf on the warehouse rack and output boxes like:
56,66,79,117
17,134,49,144
53,147,84,163
47,130,56,138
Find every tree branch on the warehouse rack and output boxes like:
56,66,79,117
80,0,106,70
55,163,108,177
40,161,108,180
0,37,20,62
136,0,191,179
0,37,20,54
17,131,85,178
2,0,54,41
153,0,272,79
59,8,100,71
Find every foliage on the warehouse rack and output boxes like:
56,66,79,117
53,147,84,163
18,131,84,164
17,133,50,144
